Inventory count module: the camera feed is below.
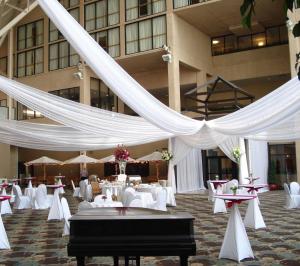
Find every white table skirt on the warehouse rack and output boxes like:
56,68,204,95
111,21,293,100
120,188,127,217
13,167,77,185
136,186,176,206
135,192,154,208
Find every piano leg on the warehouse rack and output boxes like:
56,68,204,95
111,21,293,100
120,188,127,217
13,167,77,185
76,256,85,266
113,256,119,266
180,256,188,266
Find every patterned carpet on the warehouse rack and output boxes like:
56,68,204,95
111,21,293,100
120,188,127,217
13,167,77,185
1,189,300,266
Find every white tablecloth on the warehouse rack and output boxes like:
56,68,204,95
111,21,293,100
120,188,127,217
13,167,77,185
101,184,124,200
135,192,154,208
24,187,37,207
136,186,176,206
91,201,123,208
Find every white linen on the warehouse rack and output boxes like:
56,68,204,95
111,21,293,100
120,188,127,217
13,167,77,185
213,198,227,214
71,180,80,197
0,215,10,249
283,183,300,209
147,189,167,211
290,182,300,195
244,198,266,229
13,185,31,210
61,197,71,236
135,192,154,208
47,188,63,221
0,188,12,215
90,201,123,208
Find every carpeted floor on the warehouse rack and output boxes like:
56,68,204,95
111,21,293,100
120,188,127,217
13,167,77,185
1,190,300,266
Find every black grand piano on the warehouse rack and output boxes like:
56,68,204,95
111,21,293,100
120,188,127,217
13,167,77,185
68,207,196,266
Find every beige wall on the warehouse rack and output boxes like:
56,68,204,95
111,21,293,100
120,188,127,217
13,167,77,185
213,45,290,81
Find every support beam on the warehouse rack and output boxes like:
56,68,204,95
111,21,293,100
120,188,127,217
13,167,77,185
0,1,38,38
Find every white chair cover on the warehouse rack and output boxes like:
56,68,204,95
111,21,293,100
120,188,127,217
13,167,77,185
104,189,113,201
122,187,136,207
10,187,15,203
94,195,105,204
290,182,300,195
0,188,12,215
13,185,31,209
47,188,63,221
61,197,71,236
283,183,300,209
57,179,65,194
71,180,81,197
129,199,143,207
148,189,167,211
0,215,10,249
117,174,127,182
244,198,266,229
213,198,227,214
219,204,254,262
27,180,32,189
34,184,50,209
78,200,93,211
207,181,216,202
79,180,87,199
85,184,93,201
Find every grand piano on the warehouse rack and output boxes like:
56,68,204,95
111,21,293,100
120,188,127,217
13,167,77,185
68,207,196,266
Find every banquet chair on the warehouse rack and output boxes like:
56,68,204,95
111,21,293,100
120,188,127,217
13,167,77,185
71,180,81,197
0,188,12,215
129,199,143,208
94,195,106,204
13,185,31,209
123,187,136,207
91,181,101,198
85,184,93,202
147,189,167,211
78,200,93,211
79,180,87,200
34,184,52,209
105,189,113,201
61,197,71,236
283,183,300,209
290,182,300,195
207,181,216,202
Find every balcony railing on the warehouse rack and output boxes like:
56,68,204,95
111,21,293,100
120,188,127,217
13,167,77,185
173,0,211,9
211,24,288,56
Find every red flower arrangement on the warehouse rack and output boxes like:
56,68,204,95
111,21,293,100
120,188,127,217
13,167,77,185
114,145,130,161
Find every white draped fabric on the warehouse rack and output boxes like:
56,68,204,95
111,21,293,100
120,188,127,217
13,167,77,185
248,140,269,191
176,148,205,193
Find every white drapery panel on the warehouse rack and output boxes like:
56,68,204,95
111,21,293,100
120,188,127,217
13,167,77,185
177,148,205,193
239,138,249,184
248,140,269,191
218,136,240,163
37,0,202,136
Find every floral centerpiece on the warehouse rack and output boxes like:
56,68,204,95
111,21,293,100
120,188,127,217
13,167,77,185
230,185,238,195
114,145,130,175
232,147,241,163
161,150,173,161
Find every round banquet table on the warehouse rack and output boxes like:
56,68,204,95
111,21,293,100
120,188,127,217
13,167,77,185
214,194,256,262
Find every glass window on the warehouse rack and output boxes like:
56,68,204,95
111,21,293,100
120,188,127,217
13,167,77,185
60,0,79,8
85,0,120,31
126,16,166,54
266,27,280,45
252,32,266,48
211,37,224,56
126,0,166,21
17,48,44,77
173,0,189,8
17,102,43,120
224,35,237,53
238,35,251,50
49,87,80,102
90,78,118,111
90,27,120,57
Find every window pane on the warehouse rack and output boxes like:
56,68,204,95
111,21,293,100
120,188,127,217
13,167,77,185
35,48,44,74
174,0,189,8
18,26,26,50
139,19,152,51
96,0,107,29
238,35,251,50
126,23,138,54
252,32,266,48
49,44,59,70
90,78,100,107
108,28,120,57
36,20,44,46
108,0,119,26
70,46,80,66
153,0,166,13
224,35,237,53
211,37,224,55
152,16,166,49
26,23,34,48
0,57,7,75
96,31,108,50
70,8,80,21
266,27,280,45
17,53,26,77
70,0,79,7
59,88,69,99
280,25,288,43
59,41,69,68
26,50,34,76
126,0,138,21
85,4,96,31
49,21,59,42
139,0,151,17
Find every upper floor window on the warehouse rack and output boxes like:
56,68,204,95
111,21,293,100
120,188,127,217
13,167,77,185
17,102,43,120
126,0,166,21
17,20,43,51
90,78,118,112
126,16,166,54
90,27,120,57
49,87,80,102
211,24,288,56
0,57,7,75
17,48,44,77
173,0,208,9
59,0,79,8
84,0,119,32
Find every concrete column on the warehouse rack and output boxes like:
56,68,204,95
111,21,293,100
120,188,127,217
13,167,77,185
287,10,300,183
79,64,90,105
167,13,181,112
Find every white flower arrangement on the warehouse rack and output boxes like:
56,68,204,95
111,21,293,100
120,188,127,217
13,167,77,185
161,150,173,161
232,147,241,162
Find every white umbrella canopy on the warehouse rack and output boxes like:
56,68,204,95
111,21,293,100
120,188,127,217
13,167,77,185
63,154,99,164
25,156,62,182
25,156,62,166
98,155,136,163
137,151,163,162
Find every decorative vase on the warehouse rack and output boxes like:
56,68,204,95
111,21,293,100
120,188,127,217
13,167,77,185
118,161,127,175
